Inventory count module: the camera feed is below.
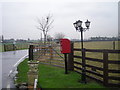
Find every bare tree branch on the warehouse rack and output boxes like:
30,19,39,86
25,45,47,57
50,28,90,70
36,14,54,45
36,17,44,29
35,26,43,31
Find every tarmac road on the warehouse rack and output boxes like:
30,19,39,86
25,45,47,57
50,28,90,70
1,49,28,89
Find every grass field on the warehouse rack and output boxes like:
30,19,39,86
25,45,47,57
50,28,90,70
74,41,119,64
16,58,104,88
74,41,119,49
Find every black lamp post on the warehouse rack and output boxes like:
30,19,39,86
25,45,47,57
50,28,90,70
73,19,90,83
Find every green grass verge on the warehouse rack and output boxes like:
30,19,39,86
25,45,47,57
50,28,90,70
38,64,104,88
16,58,29,83
16,58,104,88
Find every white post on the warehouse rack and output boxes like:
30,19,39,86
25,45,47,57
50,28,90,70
34,79,38,90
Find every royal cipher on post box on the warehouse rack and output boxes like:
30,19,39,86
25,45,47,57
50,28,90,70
60,39,71,54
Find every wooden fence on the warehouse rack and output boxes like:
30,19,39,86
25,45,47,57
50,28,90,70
71,43,120,87
3,43,29,51
29,42,120,87
4,44,15,51
29,43,65,68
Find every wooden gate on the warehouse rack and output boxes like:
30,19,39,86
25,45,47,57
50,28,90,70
29,43,65,68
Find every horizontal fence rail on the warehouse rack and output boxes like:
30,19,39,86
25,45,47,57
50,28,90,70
74,48,120,53
73,46,120,87
29,43,65,68
3,43,29,51
28,42,120,87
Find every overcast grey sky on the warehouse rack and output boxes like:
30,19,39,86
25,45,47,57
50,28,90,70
0,0,119,40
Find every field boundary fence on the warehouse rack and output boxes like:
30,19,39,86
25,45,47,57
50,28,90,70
29,42,120,87
3,43,29,51
71,43,120,87
3,44,16,51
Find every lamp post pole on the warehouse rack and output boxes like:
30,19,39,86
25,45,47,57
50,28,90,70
73,19,90,83
81,29,83,50
80,29,86,83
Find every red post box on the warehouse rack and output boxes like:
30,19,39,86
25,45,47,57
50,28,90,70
60,39,71,54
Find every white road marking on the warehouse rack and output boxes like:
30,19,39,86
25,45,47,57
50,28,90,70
7,54,28,77
8,70,13,76
6,54,28,88
13,54,28,67
6,81,10,88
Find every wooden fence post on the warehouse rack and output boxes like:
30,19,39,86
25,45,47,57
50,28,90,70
4,44,6,51
50,46,53,59
68,42,74,71
13,44,15,50
113,41,115,50
103,51,108,86
29,45,34,60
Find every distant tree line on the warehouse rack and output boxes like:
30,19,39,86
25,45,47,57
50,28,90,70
90,36,120,41
1,38,27,43
0,32,65,44
1,35,119,44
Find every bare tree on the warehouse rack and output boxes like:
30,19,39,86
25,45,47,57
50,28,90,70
36,14,54,45
54,32,65,40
